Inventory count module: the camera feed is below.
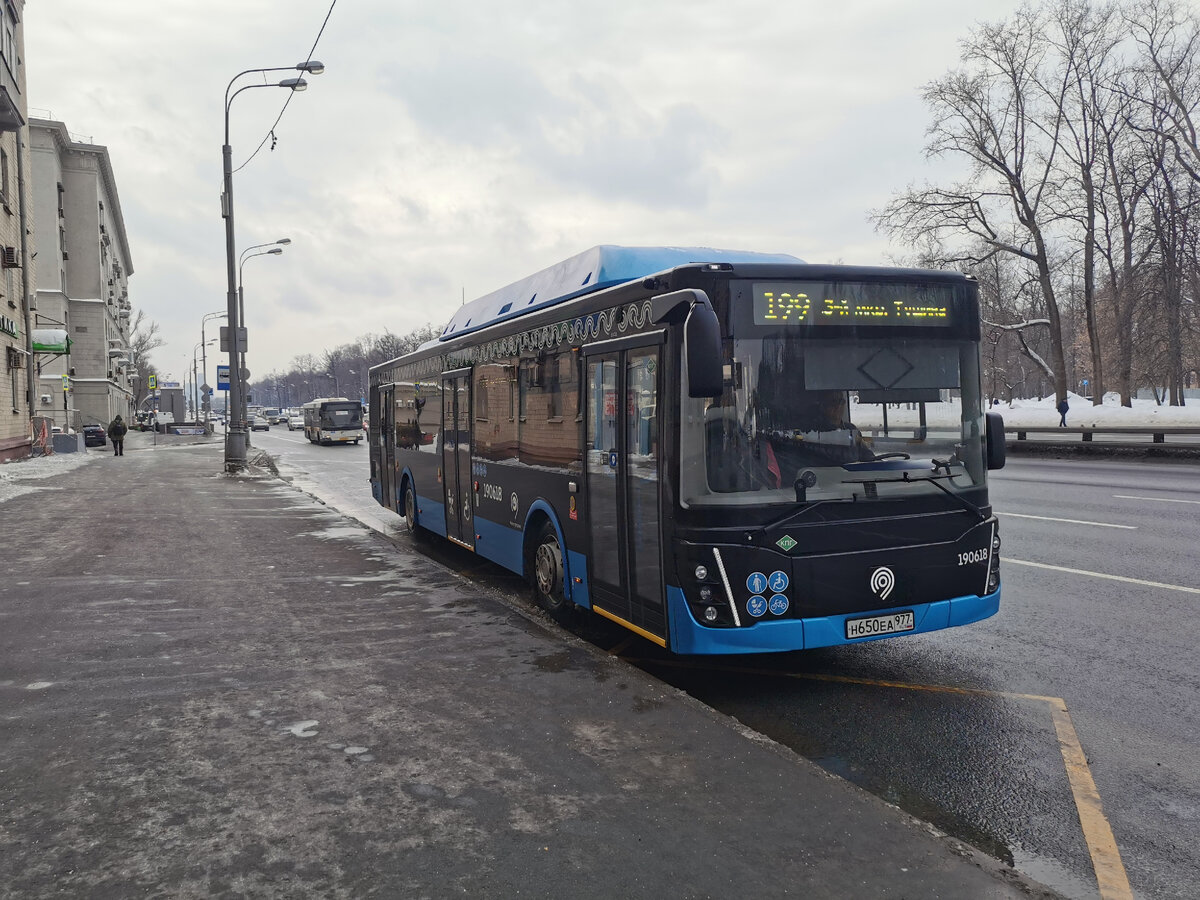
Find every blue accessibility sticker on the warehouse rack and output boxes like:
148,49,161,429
747,595,768,618
769,594,789,615
769,570,789,593
746,572,768,595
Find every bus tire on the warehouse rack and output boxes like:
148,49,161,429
531,523,571,622
402,481,424,538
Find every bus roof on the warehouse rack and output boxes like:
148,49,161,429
435,245,803,344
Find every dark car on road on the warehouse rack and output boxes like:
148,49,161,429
82,424,106,447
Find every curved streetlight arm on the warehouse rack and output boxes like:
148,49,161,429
225,80,308,143
239,238,290,267
224,61,324,115
238,247,283,287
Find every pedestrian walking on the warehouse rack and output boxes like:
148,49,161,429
1057,398,1069,427
108,414,128,455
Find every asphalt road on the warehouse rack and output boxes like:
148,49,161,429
254,428,1200,900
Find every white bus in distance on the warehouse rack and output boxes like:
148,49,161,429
302,397,363,445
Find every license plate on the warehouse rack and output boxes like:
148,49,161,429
845,610,915,639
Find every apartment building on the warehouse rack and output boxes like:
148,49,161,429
0,0,33,462
30,118,134,431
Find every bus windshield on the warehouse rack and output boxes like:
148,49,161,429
680,335,986,507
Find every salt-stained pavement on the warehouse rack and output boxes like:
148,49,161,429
0,431,1061,898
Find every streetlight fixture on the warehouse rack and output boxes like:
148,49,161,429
222,61,323,471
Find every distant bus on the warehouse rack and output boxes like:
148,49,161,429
262,407,285,424
302,397,363,445
368,245,1007,655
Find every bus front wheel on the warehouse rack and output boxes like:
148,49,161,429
531,524,571,622
402,481,423,536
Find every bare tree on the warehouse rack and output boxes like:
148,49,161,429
873,5,1073,403
128,309,165,410
1129,0,1200,184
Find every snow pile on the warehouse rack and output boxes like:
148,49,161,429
997,392,1200,428
0,451,98,505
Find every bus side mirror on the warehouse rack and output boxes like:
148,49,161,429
652,289,723,398
985,412,1006,470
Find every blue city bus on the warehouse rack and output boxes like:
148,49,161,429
368,246,1006,654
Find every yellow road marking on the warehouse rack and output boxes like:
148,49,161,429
1046,697,1134,900
625,658,1133,900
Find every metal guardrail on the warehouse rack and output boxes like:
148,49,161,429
1006,426,1200,444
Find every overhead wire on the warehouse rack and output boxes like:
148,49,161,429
232,0,338,175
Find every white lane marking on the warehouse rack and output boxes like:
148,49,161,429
998,512,1136,530
1007,559,1200,595
1113,494,1200,505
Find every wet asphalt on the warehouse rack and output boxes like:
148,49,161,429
0,431,1062,898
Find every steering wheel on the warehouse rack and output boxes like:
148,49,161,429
872,452,912,461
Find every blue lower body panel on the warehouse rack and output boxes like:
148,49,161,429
473,516,524,571
667,586,1001,655
415,494,448,538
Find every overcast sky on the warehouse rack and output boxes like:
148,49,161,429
25,0,1026,390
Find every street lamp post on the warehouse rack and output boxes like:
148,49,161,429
201,310,225,421
238,242,287,444
222,61,323,471
193,339,215,422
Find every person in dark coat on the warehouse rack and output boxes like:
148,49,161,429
108,415,128,455
1057,398,1069,427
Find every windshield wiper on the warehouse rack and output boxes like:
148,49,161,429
840,469,987,522
761,495,858,530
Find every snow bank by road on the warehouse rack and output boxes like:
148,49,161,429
0,451,97,505
854,392,1199,429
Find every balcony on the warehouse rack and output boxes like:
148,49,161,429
0,63,24,134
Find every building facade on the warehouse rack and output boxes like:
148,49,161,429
30,119,134,432
0,0,34,462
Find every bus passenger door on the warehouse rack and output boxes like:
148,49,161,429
584,342,664,642
379,384,396,511
441,370,474,550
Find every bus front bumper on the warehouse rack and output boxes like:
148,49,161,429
666,585,1000,655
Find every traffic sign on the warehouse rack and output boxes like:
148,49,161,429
148,374,157,389
216,365,230,391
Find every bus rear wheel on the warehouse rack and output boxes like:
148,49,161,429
531,524,571,622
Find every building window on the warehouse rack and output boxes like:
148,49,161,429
0,148,8,209
1,7,14,72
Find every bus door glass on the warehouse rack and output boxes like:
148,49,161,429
441,371,474,549
584,343,663,636
380,384,395,511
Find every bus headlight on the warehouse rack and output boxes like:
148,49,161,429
699,586,714,602
694,564,709,581
703,606,719,623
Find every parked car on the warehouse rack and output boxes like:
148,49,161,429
287,414,305,431
251,417,270,432
82,424,106,447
